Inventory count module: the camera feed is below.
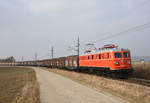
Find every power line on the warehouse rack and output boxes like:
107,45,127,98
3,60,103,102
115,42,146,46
88,0,150,45
90,22,150,44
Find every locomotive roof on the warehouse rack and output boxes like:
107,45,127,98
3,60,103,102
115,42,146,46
81,48,130,56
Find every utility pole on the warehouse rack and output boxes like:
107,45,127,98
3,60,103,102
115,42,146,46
77,36,80,69
67,36,80,70
22,56,24,61
51,46,54,59
35,53,37,66
22,56,24,66
35,53,37,60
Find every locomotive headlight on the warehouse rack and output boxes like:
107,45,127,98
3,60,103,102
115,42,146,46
115,61,119,65
128,61,131,64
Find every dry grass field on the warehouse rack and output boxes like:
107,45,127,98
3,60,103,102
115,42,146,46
132,62,150,80
0,67,40,103
46,68,150,103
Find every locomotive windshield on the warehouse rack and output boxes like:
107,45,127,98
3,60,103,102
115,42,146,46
114,52,122,58
123,52,130,58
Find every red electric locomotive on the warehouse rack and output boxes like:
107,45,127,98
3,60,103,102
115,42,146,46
79,44,133,78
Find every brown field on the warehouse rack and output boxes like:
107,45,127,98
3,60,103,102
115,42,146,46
132,61,150,80
0,67,40,103
45,68,150,103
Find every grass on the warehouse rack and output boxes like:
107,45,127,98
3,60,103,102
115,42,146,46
132,62,150,80
44,68,150,103
0,67,40,103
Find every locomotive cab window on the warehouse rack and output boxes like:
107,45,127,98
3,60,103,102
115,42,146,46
88,56,90,60
123,52,130,58
99,54,101,59
92,55,94,60
114,52,122,58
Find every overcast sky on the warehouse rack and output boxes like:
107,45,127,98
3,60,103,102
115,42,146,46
0,0,150,61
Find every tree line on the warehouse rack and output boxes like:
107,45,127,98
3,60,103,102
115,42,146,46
0,56,16,62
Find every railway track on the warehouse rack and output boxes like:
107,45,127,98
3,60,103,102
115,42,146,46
125,78,150,87
106,77,150,87
102,75,150,87
79,70,150,87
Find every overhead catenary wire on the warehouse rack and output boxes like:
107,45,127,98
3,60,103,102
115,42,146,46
88,22,150,44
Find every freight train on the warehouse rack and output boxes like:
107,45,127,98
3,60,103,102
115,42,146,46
17,44,133,78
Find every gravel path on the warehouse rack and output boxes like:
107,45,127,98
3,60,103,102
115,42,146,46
33,67,128,103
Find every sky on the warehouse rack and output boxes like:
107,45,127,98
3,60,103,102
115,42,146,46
0,0,150,61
